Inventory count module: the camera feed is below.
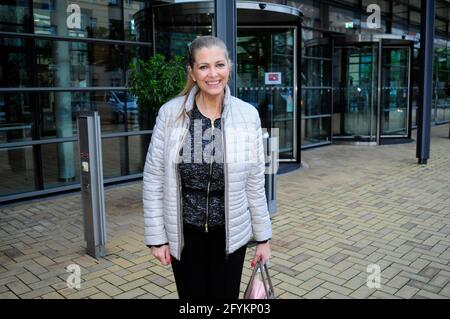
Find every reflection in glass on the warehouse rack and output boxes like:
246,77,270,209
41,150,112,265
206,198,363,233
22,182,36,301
42,142,79,187
0,147,35,196
302,59,331,87
33,0,123,40
0,2,28,33
237,28,296,160
36,91,139,139
433,45,450,123
124,1,146,42
35,40,124,88
0,38,30,88
102,137,125,179
302,32,332,147
154,3,213,58
381,48,409,136
0,94,33,144
129,135,146,174
301,117,331,146
302,89,331,116
333,45,377,139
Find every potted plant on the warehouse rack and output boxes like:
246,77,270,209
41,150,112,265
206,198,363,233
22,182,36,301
128,53,186,165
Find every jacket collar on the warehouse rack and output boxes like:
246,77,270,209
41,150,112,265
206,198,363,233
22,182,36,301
184,84,232,118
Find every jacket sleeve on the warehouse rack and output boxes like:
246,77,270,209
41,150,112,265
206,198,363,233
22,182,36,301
143,106,169,246
246,115,272,242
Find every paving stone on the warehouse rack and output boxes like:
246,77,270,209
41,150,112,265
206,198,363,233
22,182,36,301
303,286,330,299
115,288,147,299
141,283,171,297
395,285,420,299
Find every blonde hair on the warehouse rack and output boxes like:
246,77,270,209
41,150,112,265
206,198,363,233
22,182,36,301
176,36,232,123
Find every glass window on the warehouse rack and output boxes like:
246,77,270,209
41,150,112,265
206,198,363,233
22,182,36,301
0,146,36,196
393,3,408,21
0,93,34,144
124,0,146,42
128,134,147,174
436,19,447,35
433,43,450,123
42,141,79,189
35,90,142,139
287,0,320,29
410,10,421,27
102,137,126,179
302,59,331,87
436,1,449,20
0,1,29,33
33,0,124,40
328,6,359,35
0,37,30,88
35,39,125,88
302,89,332,116
154,2,213,58
362,0,390,14
301,117,331,146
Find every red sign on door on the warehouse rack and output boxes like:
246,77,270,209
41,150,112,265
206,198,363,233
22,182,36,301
265,72,282,85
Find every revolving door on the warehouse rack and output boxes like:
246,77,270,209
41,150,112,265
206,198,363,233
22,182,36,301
333,37,413,144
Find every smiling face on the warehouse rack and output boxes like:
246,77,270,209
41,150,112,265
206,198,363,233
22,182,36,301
189,46,231,98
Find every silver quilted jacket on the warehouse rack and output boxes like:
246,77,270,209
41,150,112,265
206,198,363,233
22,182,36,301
143,85,272,260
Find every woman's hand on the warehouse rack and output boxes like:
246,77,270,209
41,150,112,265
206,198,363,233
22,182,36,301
152,245,172,266
251,242,271,268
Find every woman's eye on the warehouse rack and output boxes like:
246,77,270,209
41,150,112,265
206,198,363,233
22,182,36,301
217,64,225,68
199,66,207,70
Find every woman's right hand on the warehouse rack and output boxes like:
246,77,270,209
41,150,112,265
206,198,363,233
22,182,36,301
152,245,172,266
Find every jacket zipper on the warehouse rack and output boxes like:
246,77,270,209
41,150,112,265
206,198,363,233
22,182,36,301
221,116,229,257
176,113,190,260
205,119,216,233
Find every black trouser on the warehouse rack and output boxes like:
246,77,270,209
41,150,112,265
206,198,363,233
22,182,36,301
171,224,247,299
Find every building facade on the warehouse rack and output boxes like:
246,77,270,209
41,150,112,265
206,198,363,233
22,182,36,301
1,0,449,203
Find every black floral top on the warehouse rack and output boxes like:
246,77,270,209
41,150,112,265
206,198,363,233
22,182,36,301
178,102,225,231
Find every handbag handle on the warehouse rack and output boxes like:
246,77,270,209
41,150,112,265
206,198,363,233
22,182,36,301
244,260,276,299
259,262,275,299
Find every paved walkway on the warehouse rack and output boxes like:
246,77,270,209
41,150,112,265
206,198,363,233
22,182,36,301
0,125,449,299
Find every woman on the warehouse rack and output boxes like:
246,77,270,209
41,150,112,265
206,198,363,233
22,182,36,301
143,36,272,299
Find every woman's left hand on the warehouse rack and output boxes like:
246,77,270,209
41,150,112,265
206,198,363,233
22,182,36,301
251,242,271,268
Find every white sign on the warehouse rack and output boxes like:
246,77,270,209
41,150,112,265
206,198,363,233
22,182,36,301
265,72,282,85
82,161,89,173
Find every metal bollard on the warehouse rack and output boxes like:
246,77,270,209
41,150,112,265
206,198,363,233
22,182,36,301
77,112,107,259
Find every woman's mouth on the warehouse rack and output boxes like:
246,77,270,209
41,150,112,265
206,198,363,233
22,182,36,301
206,80,220,86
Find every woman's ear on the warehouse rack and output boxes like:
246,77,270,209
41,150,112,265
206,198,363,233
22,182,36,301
188,66,196,82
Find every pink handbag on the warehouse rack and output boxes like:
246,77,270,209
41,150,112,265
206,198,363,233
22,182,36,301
243,261,275,299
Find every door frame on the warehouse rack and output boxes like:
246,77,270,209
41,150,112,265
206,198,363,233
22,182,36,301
237,25,299,162
332,35,414,145
332,41,379,142
377,39,414,144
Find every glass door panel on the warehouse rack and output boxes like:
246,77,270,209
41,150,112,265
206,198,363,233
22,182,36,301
380,47,410,136
333,44,378,141
237,28,296,160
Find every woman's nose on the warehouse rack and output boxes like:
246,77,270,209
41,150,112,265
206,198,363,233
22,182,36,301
208,67,218,77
